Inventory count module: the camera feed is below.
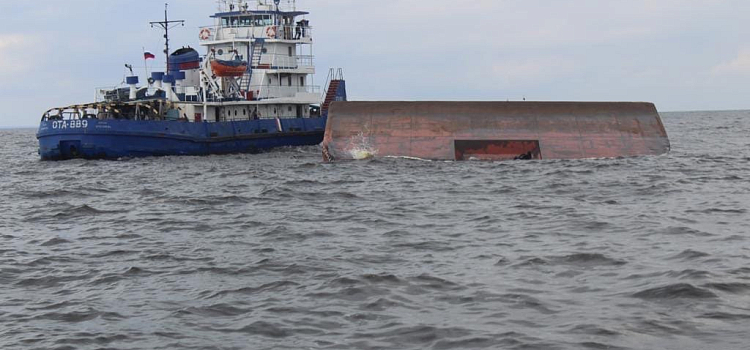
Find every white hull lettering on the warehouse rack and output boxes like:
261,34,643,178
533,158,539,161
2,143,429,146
52,120,88,129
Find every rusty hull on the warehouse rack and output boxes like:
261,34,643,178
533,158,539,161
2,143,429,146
322,101,670,161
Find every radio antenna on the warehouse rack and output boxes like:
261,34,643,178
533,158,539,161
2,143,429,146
150,3,185,72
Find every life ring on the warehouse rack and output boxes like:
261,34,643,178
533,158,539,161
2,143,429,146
199,28,211,40
266,26,277,39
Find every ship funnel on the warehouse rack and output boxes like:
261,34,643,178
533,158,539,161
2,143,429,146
162,74,176,101
151,72,164,89
169,48,200,71
126,76,139,100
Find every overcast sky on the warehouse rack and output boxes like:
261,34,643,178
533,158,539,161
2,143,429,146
1,0,749,127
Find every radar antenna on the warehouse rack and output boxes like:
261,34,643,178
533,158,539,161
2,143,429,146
149,3,185,72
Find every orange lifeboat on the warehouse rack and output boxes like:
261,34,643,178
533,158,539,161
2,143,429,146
210,58,248,77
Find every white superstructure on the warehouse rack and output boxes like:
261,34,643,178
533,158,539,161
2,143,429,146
98,0,324,124
195,0,319,121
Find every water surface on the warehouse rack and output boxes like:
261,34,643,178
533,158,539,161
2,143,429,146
1,111,749,349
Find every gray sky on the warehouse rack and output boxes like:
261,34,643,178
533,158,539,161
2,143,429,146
1,0,749,127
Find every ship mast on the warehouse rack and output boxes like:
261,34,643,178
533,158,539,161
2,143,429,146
150,3,185,72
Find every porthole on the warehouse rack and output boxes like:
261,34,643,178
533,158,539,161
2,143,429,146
217,49,224,55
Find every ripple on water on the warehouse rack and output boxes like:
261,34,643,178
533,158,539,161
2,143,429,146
631,283,718,299
2,113,750,350
548,253,628,267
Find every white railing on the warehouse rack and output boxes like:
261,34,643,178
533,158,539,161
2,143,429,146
295,55,314,68
198,25,313,42
215,2,298,13
247,85,320,100
257,54,314,69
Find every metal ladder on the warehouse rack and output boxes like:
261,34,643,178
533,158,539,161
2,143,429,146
250,38,265,68
239,38,265,96
321,68,345,115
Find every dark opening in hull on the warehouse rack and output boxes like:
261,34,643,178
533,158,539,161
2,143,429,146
455,140,541,161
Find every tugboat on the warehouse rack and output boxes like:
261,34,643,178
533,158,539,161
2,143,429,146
37,0,347,160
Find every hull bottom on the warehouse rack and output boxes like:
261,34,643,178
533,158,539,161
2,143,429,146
323,102,671,161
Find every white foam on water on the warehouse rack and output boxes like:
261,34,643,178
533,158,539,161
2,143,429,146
346,131,378,160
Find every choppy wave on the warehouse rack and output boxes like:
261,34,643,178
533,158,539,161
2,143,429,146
1,111,750,349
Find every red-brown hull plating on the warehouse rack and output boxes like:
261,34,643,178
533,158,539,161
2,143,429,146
322,101,670,161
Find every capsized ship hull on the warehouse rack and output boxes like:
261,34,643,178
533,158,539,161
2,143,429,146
37,117,326,160
322,101,671,161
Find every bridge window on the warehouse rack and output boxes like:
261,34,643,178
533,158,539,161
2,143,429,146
220,15,272,27
252,15,272,26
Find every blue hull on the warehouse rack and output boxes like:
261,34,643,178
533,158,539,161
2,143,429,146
37,117,326,160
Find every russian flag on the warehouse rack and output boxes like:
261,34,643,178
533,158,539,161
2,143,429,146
144,51,155,60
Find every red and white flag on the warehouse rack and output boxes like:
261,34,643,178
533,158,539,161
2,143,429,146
144,51,156,60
